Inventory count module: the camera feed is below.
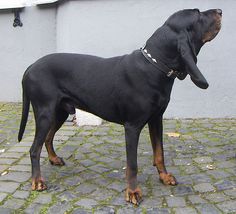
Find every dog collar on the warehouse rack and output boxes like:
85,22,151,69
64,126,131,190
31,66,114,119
140,45,180,79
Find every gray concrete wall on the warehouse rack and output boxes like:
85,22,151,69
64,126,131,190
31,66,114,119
0,0,235,118
0,6,56,101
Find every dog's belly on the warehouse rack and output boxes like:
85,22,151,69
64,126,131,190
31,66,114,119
63,86,170,126
73,95,123,124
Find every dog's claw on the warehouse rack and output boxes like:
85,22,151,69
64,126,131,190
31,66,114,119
125,187,143,206
159,172,177,186
49,156,65,166
32,178,47,191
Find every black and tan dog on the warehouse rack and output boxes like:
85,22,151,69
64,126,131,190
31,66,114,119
18,9,222,205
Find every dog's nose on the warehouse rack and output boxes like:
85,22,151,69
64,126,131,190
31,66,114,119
216,9,222,16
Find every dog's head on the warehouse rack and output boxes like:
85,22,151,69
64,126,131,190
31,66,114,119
150,9,222,89
168,9,222,89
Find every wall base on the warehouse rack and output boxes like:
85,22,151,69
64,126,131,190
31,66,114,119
76,109,102,126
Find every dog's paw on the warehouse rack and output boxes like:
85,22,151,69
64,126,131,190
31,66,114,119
159,172,177,186
125,187,143,205
32,177,47,191
49,156,65,166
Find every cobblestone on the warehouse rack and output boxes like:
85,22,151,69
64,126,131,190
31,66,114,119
146,208,170,214
173,185,194,196
12,190,30,199
214,179,236,191
224,188,236,197
193,183,215,193
75,198,99,209
0,193,8,202
2,198,25,209
0,171,31,182
0,103,235,212
33,193,52,204
24,203,44,214
204,192,229,203
0,181,21,193
174,207,197,214
188,195,207,204
196,204,221,214
166,196,186,207
47,201,72,214
0,207,12,214
216,200,236,213
193,156,213,164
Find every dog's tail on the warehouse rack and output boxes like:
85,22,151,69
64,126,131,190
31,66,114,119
18,83,30,142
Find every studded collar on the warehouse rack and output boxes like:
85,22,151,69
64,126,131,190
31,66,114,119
140,45,184,79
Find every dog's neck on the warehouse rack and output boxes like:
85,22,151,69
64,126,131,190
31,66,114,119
141,42,186,80
140,45,182,79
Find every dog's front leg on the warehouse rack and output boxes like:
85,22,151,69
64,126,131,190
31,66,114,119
148,116,177,186
124,124,142,205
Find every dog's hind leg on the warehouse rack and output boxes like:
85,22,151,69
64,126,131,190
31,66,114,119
45,108,68,166
30,106,53,191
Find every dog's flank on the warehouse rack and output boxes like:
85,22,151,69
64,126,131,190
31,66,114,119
18,9,222,205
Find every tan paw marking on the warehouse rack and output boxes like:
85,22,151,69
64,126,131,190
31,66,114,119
125,187,143,205
159,172,177,186
49,156,65,166
32,177,47,191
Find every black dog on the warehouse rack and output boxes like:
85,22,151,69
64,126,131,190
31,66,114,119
18,9,222,205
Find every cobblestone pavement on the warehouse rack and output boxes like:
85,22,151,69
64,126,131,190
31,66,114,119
0,102,236,214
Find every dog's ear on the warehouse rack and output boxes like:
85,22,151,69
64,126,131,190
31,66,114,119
178,30,209,89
